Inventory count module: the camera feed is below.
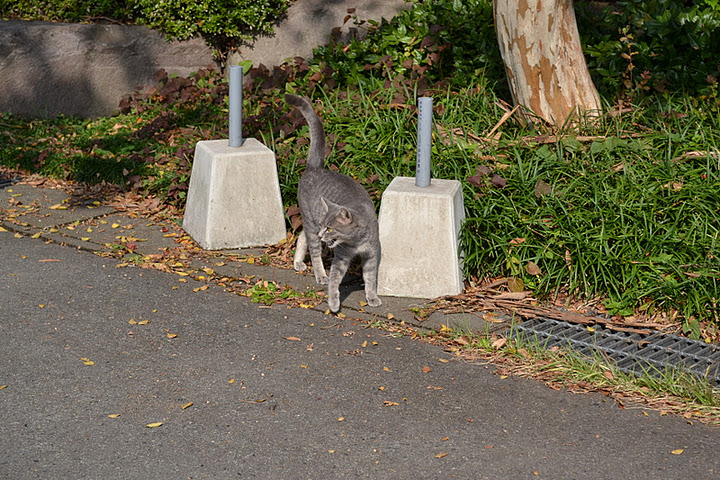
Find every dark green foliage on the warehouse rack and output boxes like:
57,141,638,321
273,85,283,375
577,0,720,98
131,0,292,61
1,0,133,21
309,0,503,91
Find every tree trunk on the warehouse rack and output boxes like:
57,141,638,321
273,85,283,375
493,0,602,126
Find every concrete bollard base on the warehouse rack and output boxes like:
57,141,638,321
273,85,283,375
377,177,465,298
183,139,286,249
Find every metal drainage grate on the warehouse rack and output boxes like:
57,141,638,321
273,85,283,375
0,175,19,189
508,317,720,385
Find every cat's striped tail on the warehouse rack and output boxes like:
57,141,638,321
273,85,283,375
285,94,326,170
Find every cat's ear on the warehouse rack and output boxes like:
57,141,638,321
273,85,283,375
336,207,353,225
321,196,341,213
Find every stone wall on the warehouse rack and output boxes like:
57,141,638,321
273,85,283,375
0,0,407,119
0,20,214,118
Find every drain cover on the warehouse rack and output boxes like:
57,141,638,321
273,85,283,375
0,175,19,189
509,317,720,385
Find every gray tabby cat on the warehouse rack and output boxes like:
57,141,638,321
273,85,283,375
285,94,382,313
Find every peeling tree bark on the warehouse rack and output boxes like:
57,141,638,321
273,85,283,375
493,0,602,126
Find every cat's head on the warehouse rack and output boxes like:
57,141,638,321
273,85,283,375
318,197,356,249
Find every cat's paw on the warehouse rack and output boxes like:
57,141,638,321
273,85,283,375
328,296,341,313
366,296,382,308
315,273,329,285
293,260,307,272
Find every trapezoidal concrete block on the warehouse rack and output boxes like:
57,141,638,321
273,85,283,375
377,177,465,298
183,138,286,249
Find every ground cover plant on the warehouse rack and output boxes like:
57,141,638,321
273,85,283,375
1,0,720,341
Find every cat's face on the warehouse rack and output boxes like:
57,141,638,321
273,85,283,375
319,206,354,249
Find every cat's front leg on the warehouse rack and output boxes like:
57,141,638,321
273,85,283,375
327,255,351,313
361,252,382,307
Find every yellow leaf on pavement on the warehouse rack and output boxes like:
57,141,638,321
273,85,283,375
145,422,163,428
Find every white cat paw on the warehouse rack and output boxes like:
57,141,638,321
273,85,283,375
366,296,382,307
328,298,341,313
293,261,307,272
316,274,329,285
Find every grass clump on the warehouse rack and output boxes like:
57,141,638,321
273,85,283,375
433,326,720,422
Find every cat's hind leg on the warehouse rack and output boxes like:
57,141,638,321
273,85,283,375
305,230,328,284
361,252,382,307
293,231,308,272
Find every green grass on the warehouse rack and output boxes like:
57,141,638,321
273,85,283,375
433,325,720,419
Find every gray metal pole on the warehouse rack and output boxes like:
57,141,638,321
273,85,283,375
228,65,243,147
416,96,432,187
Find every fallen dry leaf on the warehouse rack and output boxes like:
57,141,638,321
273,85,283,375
525,261,542,276
421,366,432,373
492,337,508,349
145,422,163,428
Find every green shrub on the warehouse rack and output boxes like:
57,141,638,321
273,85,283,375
132,0,292,63
1,0,133,22
309,0,503,91
577,0,720,98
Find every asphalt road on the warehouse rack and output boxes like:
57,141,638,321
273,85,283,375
1,231,719,479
